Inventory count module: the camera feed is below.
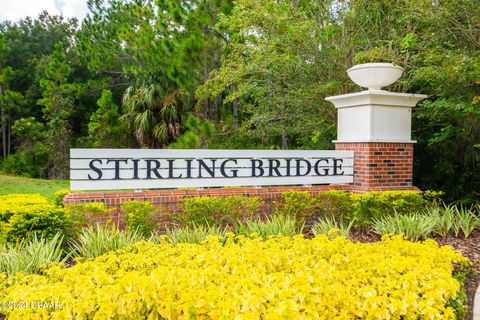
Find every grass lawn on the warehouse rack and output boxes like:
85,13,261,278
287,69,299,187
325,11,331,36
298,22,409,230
0,172,69,198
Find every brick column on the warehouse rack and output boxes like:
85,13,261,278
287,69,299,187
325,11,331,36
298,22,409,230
335,142,416,191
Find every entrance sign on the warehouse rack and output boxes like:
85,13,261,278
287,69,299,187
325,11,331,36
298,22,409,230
70,149,354,190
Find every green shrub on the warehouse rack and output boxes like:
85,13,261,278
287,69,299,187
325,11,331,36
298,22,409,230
0,194,71,243
0,233,67,275
50,189,71,207
236,215,301,239
72,224,142,258
310,216,355,239
65,202,113,232
164,224,231,245
121,201,157,236
274,191,318,223
372,213,436,241
350,191,425,227
181,196,262,226
315,190,353,223
423,190,445,207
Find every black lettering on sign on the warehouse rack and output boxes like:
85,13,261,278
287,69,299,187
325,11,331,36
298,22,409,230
220,159,238,178
107,159,128,179
333,159,344,175
167,159,183,178
198,159,216,178
268,159,282,177
295,159,311,176
132,159,140,179
251,159,264,177
88,159,103,180
314,159,330,176
146,160,163,179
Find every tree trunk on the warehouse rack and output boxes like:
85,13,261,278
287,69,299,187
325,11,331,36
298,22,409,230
0,85,6,160
281,131,288,150
7,112,10,156
232,97,239,128
231,85,239,128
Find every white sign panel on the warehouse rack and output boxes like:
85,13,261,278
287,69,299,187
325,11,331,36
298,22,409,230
70,149,354,190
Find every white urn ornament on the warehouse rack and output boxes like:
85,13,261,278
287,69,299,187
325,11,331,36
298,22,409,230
347,63,404,91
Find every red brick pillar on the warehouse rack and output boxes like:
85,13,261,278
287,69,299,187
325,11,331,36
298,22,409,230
335,142,416,191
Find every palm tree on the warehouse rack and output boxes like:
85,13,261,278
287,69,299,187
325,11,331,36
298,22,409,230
121,73,189,148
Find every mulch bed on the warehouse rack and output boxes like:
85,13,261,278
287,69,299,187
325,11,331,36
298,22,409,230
350,229,480,320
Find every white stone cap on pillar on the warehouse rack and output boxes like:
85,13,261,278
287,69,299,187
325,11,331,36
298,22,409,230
325,90,427,108
325,90,427,143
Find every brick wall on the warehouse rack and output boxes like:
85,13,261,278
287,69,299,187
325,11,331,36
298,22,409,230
335,142,416,191
64,185,352,210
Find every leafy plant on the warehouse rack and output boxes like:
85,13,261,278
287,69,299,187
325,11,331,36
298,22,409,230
274,191,318,224
164,224,231,245
0,194,71,242
453,206,478,238
0,233,67,275
427,205,456,238
121,200,157,236
316,190,352,217
350,191,425,227
311,216,355,239
65,202,113,232
181,196,262,227
50,189,71,207
372,213,436,241
236,215,302,240
71,225,142,258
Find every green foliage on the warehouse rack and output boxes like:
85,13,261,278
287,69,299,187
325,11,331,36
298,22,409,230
372,213,436,242
181,196,262,227
310,217,355,239
121,201,157,236
164,224,231,245
37,43,81,179
236,215,301,240
121,74,189,148
349,191,425,227
426,205,456,238
353,47,399,65
0,196,71,243
316,191,353,223
276,190,424,227
423,190,446,207
71,224,142,258
169,114,215,149
50,189,70,207
64,202,113,233
274,191,318,224
0,233,67,276
88,90,126,147
452,206,479,239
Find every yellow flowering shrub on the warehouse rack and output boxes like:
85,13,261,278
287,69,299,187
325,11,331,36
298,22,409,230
0,235,470,319
0,194,50,217
0,194,70,241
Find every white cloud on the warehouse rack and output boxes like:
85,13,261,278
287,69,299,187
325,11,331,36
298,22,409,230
60,0,89,21
0,0,89,22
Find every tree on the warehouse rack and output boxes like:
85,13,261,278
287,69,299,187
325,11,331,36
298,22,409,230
37,43,80,178
87,89,127,148
197,0,345,149
121,73,188,148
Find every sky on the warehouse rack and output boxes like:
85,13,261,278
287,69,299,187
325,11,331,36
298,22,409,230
0,0,89,22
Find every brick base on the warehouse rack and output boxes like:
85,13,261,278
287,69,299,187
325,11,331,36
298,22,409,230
335,142,416,191
63,185,353,213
